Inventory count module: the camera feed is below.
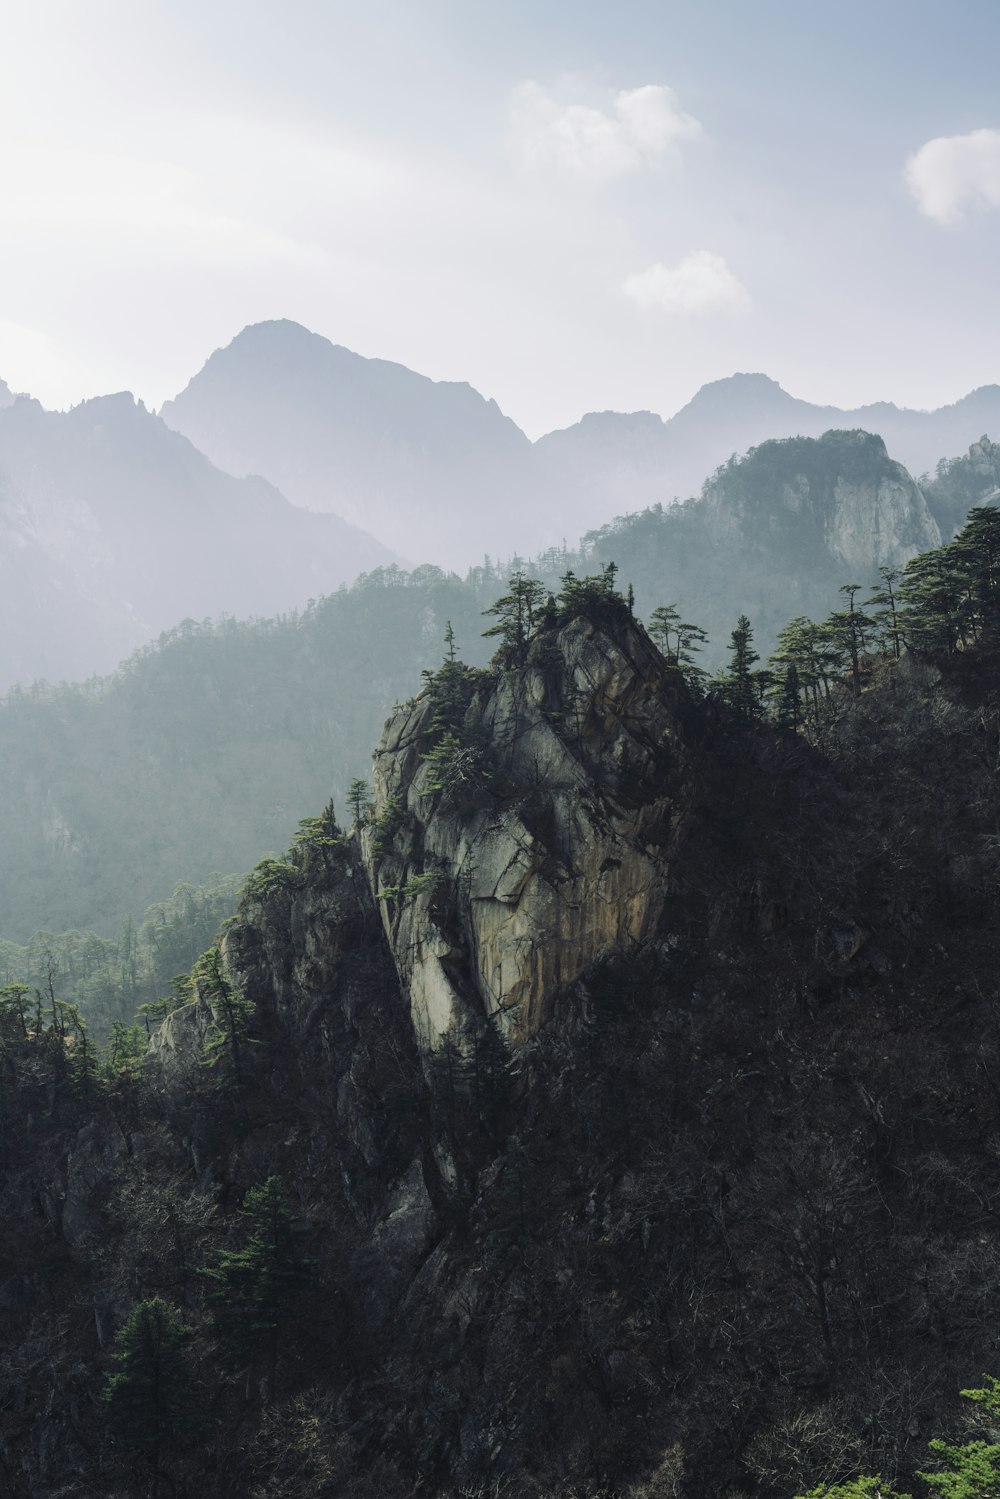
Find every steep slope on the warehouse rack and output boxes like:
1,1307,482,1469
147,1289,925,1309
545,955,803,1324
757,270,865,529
3,613,1000,1498
0,392,393,690
364,614,699,1052
581,429,941,663
922,433,1000,537
161,319,538,568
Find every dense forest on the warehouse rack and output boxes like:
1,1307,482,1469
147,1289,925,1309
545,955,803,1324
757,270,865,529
2,507,1000,1496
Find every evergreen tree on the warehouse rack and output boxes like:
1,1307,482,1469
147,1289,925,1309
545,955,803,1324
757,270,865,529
716,614,764,722
556,563,629,629
194,948,256,1099
795,1481,910,1499
201,1175,313,1405
917,1375,1000,1498
102,1297,196,1488
824,583,873,697
347,777,371,829
648,603,709,690
866,565,904,660
482,571,546,666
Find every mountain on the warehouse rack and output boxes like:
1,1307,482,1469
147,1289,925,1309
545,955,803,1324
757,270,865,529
161,323,1000,564
161,319,538,570
0,430,962,943
3,606,1000,1496
922,433,1000,537
0,564,493,941
537,372,1000,534
577,429,943,665
0,392,394,689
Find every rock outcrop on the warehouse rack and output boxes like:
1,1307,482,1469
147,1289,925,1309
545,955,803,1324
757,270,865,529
363,616,698,1052
702,428,941,573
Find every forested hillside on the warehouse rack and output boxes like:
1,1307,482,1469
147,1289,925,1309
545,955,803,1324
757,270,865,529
2,551,1000,1498
3,429,996,951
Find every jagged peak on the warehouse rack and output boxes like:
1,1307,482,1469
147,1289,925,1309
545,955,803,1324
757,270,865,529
364,611,697,1053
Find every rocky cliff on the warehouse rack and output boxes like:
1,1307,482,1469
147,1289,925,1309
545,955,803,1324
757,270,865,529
5,613,1000,1499
701,428,941,573
364,616,698,1053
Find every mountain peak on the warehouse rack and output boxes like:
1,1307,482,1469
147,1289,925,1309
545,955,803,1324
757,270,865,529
680,371,794,415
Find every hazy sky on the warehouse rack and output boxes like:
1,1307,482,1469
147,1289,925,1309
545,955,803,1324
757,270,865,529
2,0,999,436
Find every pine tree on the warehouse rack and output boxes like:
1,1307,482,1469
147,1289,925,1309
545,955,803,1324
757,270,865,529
649,604,709,689
201,1175,313,1405
917,1374,1000,1498
795,1481,910,1499
347,777,371,829
482,571,546,666
102,1297,196,1487
866,565,904,660
194,948,256,1099
716,614,764,722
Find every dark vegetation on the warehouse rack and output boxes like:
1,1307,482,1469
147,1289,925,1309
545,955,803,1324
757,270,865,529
2,511,1000,1495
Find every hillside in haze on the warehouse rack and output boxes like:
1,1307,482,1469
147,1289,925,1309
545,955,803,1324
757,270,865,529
0,392,393,688
3,427,987,948
161,320,537,570
162,320,1000,566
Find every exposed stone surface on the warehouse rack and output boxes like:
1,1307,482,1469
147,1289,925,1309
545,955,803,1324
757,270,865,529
364,616,698,1052
702,428,941,572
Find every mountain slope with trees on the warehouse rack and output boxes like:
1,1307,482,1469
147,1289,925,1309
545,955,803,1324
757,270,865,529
2,572,1000,1497
2,428,992,951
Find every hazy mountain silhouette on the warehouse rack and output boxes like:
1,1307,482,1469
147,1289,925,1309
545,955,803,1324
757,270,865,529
536,373,1000,531
161,319,537,569
162,325,1000,562
0,392,393,690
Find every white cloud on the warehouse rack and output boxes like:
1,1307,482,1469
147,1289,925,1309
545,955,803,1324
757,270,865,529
905,128,1000,224
510,81,701,181
620,252,750,315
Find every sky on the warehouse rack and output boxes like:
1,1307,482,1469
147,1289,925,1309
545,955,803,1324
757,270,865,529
1,0,999,437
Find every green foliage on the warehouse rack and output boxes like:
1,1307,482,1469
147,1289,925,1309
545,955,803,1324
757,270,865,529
556,561,630,628
482,570,547,666
371,793,405,853
201,1175,313,1404
102,1297,196,1461
0,562,495,942
347,776,372,828
648,602,709,690
0,873,243,1042
795,1481,911,1499
715,614,765,722
922,436,1000,538
917,1376,1000,1498
242,857,301,901
194,947,257,1094
376,869,445,904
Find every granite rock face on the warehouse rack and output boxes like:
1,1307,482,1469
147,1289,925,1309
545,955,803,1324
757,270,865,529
363,616,698,1053
701,428,941,574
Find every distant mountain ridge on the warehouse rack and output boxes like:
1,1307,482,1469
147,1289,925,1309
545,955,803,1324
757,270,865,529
161,319,535,569
0,392,394,689
536,372,1000,529
161,322,1000,564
